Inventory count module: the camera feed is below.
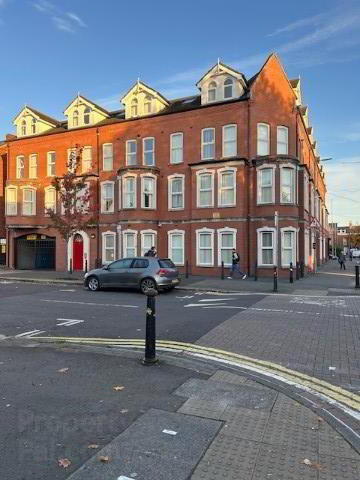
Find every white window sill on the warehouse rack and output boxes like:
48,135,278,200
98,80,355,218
257,264,276,268
169,207,184,211
101,211,115,214
197,205,214,209
257,201,274,205
201,157,215,161
218,204,236,208
196,264,214,267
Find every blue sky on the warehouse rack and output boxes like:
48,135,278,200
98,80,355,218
0,0,359,225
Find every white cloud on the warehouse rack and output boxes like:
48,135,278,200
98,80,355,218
95,93,123,110
267,11,327,37
52,16,73,33
33,0,55,13
67,12,86,28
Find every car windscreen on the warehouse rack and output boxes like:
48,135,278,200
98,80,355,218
158,259,176,269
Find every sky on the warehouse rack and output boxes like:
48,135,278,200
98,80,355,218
0,0,359,225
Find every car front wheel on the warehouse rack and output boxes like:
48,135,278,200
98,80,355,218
87,276,100,291
140,278,157,294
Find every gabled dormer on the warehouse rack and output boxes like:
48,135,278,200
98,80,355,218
196,61,247,106
64,94,110,129
290,78,302,106
121,81,169,120
299,105,309,128
13,105,59,137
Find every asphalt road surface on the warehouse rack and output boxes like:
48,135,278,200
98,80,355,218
0,281,265,343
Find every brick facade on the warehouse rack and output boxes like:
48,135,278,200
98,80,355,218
1,54,330,276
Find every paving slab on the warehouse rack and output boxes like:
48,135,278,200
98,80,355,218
68,409,221,480
319,423,360,460
262,417,318,451
177,397,229,421
220,408,269,442
318,453,360,480
174,378,277,410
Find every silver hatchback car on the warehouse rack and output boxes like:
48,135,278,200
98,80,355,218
84,257,180,294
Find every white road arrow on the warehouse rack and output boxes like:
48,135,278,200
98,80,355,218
184,303,227,307
56,318,84,327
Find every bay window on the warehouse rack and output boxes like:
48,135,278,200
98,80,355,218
281,228,297,267
218,169,236,207
123,176,136,208
196,228,214,266
281,167,295,203
168,175,184,210
168,230,185,265
141,175,156,209
197,170,214,207
257,167,274,204
101,182,114,213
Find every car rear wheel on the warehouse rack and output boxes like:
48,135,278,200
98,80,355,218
140,278,157,294
87,276,100,291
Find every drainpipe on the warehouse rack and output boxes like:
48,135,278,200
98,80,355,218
247,97,251,276
96,128,100,267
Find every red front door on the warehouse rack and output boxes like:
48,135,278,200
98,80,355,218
73,234,84,271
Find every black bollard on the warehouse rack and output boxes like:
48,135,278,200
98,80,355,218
221,261,224,280
85,259,88,274
296,261,300,280
185,260,189,279
289,262,294,283
69,258,72,274
356,265,360,289
254,262,258,281
143,288,158,365
300,261,304,278
273,266,278,292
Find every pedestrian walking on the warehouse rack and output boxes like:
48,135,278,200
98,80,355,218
145,246,157,257
339,253,346,270
349,250,353,261
228,248,247,279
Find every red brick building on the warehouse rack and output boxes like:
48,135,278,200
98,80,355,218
0,54,330,276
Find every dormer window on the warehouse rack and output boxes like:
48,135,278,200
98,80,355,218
144,96,152,114
31,118,36,135
131,99,138,117
21,120,26,136
224,78,233,99
84,107,91,125
73,110,79,127
208,82,216,102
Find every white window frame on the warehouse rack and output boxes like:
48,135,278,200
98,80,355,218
257,227,277,267
196,169,215,208
217,227,237,267
102,231,116,264
281,227,297,267
82,146,92,173
122,229,138,258
118,178,122,210
277,126,288,155
280,165,296,204
47,151,56,177
21,120,26,136
16,155,24,179
218,167,236,207
44,186,56,214
103,143,113,171
144,95,152,114
224,77,234,99
143,137,155,166
170,132,183,164
21,186,36,216
201,128,215,160
126,140,137,166
122,174,137,209
141,174,157,209
168,229,185,266
168,174,185,211
84,107,92,125
222,124,237,158
5,186,17,216
73,110,79,127
140,229,157,257
196,228,214,267
257,123,270,156
131,98,138,118
29,154,37,179
208,81,217,102
101,181,115,213
257,165,276,204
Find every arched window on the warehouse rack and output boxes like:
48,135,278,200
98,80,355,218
224,78,233,99
21,120,26,136
208,81,216,102
131,98,138,117
73,110,79,127
31,118,36,134
84,107,91,125
144,95,152,114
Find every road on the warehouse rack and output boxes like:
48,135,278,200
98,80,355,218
0,281,265,343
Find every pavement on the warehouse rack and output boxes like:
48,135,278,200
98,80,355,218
1,339,359,480
0,262,360,479
1,259,359,295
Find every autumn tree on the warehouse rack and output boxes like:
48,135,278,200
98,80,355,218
349,223,360,249
46,145,96,272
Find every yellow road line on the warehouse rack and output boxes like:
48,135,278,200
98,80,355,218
35,336,360,411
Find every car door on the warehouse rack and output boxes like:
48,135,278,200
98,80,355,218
104,259,134,287
128,258,150,286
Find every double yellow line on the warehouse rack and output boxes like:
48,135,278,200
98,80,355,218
36,336,360,412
